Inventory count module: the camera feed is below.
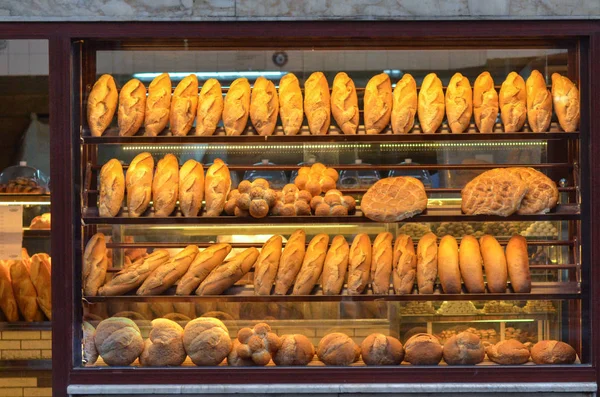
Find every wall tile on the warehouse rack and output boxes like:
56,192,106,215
1,350,41,360
0,341,21,349
0,388,23,397
41,350,52,359
21,340,51,350
2,331,40,340
23,389,52,397
0,379,36,388
8,40,28,55
28,40,47,54
8,54,29,75
29,54,48,75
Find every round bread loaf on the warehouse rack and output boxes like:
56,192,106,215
183,317,232,366
461,168,528,217
94,317,144,366
273,334,315,366
317,332,360,366
442,331,485,365
486,339,530,365
404,333,443,365
361,177,428,222
360,333,404,365
531,340,576,364
140,318,186,366
508,167,558,215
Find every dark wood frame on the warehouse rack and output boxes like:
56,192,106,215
1,20,599,396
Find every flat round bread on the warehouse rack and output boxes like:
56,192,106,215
361,177,427,222
461,168,528,216
508,167,558,215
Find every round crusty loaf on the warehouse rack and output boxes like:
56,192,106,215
94,317,144,366
486,339,530,365
461,168,528,217
140,318,186,367
442,331,485,365
508,167,558,215
83,321,98,365
404,333,443,365
361,177,428,222
273,334,315,366
360,333,404,365
317,332,360,366
183,317,232,366
530,340,576,364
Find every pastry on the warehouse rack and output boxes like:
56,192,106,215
530,340,576,364
473,71,499,133
391,73,417,134
195,78,223,136
360,333,404,365
98,250,170,296
82,233,108,296
445,73,472,134
278,73,303,135
486,339,530,365
179,159,204,217
140,318,186,366
204,159,231,216
294,162,338,197
292,234,329,295
87,74,118,137
317,332,360,366
392,234,417,294
95,317,144,366
364,73,392,134
458,235,485,293
235,322,281,366
29,213,51,229
144,72,171,136
437,235,461,293
417,73,444,134
371,232,393,294
182,317,232,366
416,232,437,294
551,73,580,132
304,72,331,135
480,235,508,293
250,77,279,136
322,235,349,295
331,72,358,135
361,177,428,222
505,235,531,293
118,78,146,136
99,159,124,217
223,77,251,136
170,74,198,136
254,235,283,295
442,331,485,365
404,333,443,365
499,72,527,132
273,230,306,295
196,247,259,295
526,70,552,132
273,334,315,366
508,167,558,215
461,168,528,216
347,233,372,295
137,245,198,295
152,154,179,216
126,152,154,217
310,189,355,216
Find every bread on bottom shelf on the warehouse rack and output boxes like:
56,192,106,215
530,340,576,364
486,339,530,365
442,331,485,365
360,333,404,365
404,333,443,365
235,322,281,366
273,334,315,366
183,317,232,366
94,317,144,366
317,332,360,366
140,318,186,366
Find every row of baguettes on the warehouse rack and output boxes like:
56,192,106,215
86,71,580,138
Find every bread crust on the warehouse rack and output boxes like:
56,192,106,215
551,73,580,132
330,72,359,135
223,78,251,136
526,70,552,132
417,73,444,134
10,257,43,321
392,234,417,294
347,233,372,295
322,235,350,295
88,74,118,137
95,317,144,366
250,77,279,136
254,235,283,295
273,334,315,366
0,261,19,322
274,230,306,295
361,177,428,222
144,73,171,136
82,233,109,296
437,235,461,293
442,331,485,365
293,234,330,295
480,235,508,293
458,235,485,293
83,321,98,365
126,152,154,217
152,154,179,216
99,159,125,217
391,74,417,134
364,73,392,135
445,73,473,134
508,167,558,215
404,333,443,365
499,72,527,132
304,72,331,135
461,168,528,217
486,339,530,365
204,159,231,217
317,332,360,366
278,73,303,135
118,78,146,137
473,71,499,133
505,235,531,293
98,250,170,296
179,159,204,217
195,78,223,136
183,317,231,366
235,322,281,365
137,245,199,295
371,232,393,294
530,340,576,364
140,318,186,366
360,333,404,365
416,232,438,294
196,247,259,295
170,74,198,136
30,253,52,319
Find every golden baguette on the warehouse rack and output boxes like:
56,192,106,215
195,78,223,136
364,73,392,135
473,71,499,133
144,73,171,136
480,235,508,293
347,233,372,295
176,244,232,295
250,77,279,136
126,152,154,218
170,74,198,136
506,235,531,293
99,159,124,217
253,235,283,295
371,232,393,294
391,74,417,134
196,248,259,295
179,159,204,217
10,257,44,322
458,235,485,293
331,72,359,135
30,254,52,319
223,78,251,136
0,261,19,321
82,233,108,296
137,245,199,295
416,232,437,294
204,158,231,217
499,72,527,132
437,235,461,293
322,235,349,295
304,72,330,135
87,74,118,137
417,73,444,134
292,234,330,295
526,70,552,133
392,234,416,294
551,73,580,132
274,230,306,295
152,154,179,216
445,73,472,134
278,73,303,135
118,78,146,136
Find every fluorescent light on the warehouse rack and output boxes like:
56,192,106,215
133,71,287,80
383,69,402,75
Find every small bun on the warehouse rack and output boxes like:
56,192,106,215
317,332,360,366
442,331,485,365
404,333,442,365
531,340,576,364
273,334,315,366
360,333,404,365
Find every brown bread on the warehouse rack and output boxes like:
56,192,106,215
30,253,52,319
304,72,330,135
137,245,199,295
404,333,443,365
273,334,315,366
371,232,393,294
416,232,437,294
118,78,146,136
347,233,372,295
196,247,259,295
473,71,499,133
250,77,279,136
0,261,19,322
87,74,118,137
443,331,485,365
331,72,359,135
486,339,530,365
10,257,44,322
530,340,576,364
170,74,198,136
99,159,125,217
364,73,392,135
292,234,330,295
445,72,472,134
204,158,231,216
126,152,154,217
195,78,223,136
144,73,171,136
322,235,349,295
361,333,404,365
98,250,170,296
317,332,360,366
278,73,303,135
505,235,531,293
417,73,444,134
176,244,232,295
391,74,417,134
223,78,251,136
179,159,204,217
273,230,306,295
253,235,283,295
392,234,417,294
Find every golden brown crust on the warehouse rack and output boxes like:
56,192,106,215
99,159,125,217
10,257,44,321
304,72,331,135
458,235,485,293
347,233,372,295
179,159,204,217
505,235,531,293
196,247,259,295
443,331,485,365
254,235,283,295
293,234,330,295
144,73,171,136
170,74,199,136
183,317,231,366
508,167,558,215
391,74,417,134
83,321,98,365
473,71,499,133
195,78,223,136
273,230,306,295
204,159,232,217
126,152,154,217
95,317,144,366
250,77,279,136
461,168,528,217
364,73,392,135
331,72,359,135
445,73,473,134
152,154,179,216
137,245,199,296
404,333,443,365
236,322,281,366
416,232,438,294
87,74,118,137
392,234,417,294
499,72,527,132
176,244,232,295
30,253,52,319
278,73,303,135
273,334,315,366
551,73,580,132
371,232,393,294
530,340,576,364
360,333,404,365
82,233,108,296
317,332,360,366
526,70,552,132
486,339,530,365
140,318,186,366
361,177,428,222
417,73,444,134
294,163,339,197
29,213,51,229
322,235,350,295
223,78,251,136
0,261,19,322
118,78,146,137
437,235,461,293
480,235,508,293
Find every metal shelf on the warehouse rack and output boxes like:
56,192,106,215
23,229,51,238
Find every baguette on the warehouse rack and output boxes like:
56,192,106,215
473,71,499,133
126,152,154,217
480,235,508,293
82,233,109,296
179,159,204,217
195,78,223,136
364,73,392,135
254,235,283,295
87,74,118,137
144,73,171,136
391,74,417,134
347,233,372,295
292,234,330,295
371,232,393,294
416,232,437,294
274,230,306,295
250,77,279,136
204,158,231,216
170,74,198,136
322,235,349,295
392,234,417,294
458,235,485,293
445,73,472,134
0,261,19,322
506,235,531,293
10,258,44,321
304,72,330,135
437,235,461,293
98,250,170,296
118,78,146,136
176,244,232,295
223,78,251,136
499,72,527,132
152,154,179,216
331,72,359,135
551,73,580,132
278,73,304,135
137,245,199,295
30,253,52,319
99,159,124,217
526,70,552,132
417,73,445,134
196,247,259,295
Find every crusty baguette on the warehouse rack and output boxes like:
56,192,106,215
10,258,44,321
98,250,170,296
499,72,527,132
144,73,171,136
278,73,304,136
204,158,231,217
176,244,232,295
437,235,461,293
551,73,580,132
292,234,330,295
87,74,118,137
179,159,204,217
480,235,508,293
253,235,283,295
331,72,359,135
30,253,52,320
416,232,437,294
152,154,179,216
304,72,330,135
274,230,306,295
364,73,392,135
118,78,146,137
82,233,109,297
196,247,259,295
99,159,124,217
322,235,349,295
0,261,19,322
473,71,499,133
137,245,199,295
506,235,531,293
250,77,279,136
126,152,154,217
459,235,485,293
526,70,552,132
347,233,372,295
170,74,198,136
417,73,445,134
392,234,417,294
223,78,251,136
195,78,223,136
391,74,417,134
445,73,472,134
371,232,393,294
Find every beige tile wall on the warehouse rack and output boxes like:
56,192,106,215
0,331,51,396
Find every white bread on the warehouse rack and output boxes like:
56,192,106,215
506,235,531,293
292,234,330,295
458,235,485,293
364,73,392,135
195,78,223,136
254,235,283,295
445,73,472,134
99,159,124,217
417,73,444,134
179,159,204,217
170,74,198,136
278,73,303,135
371,232,393,294
391,74,417,134
250,77,279,136
88,74,118,137
273,230,306,295
152,154,179,216
144,73,171,136
322,235,349,295
473,71,499,133
437,235,461,293
499,72,527,132
526,70,552,132
140,318,186,366
95,317,144,366
416,232,437,294
118,78,146,136
204,159,231,217
223,78,251,136
331,72,358,135
480,235,508,293
347,233,372,295
126,152,154,217
392,234,417,294
304,72,330,135
551,73,580,132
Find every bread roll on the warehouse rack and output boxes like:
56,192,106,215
392,234,417,294
360,333,404,365
437,235,461,293
82,233,108,296
30,253,51,319
195,78,223,136
140,318,186,366
418,73,444,134
152,154,179,216
443,331,485,365
144,72,171,136
98,250,170,296
531,340,576,365
416,232,438,294
361,176,428,222
170,74,198,136
204,158,231,217
364,73,392,135
506,235,531,293
404,333,443,365
330,72,358,135
235,322,281,366
87,74,118,137
183,317,232,366
273,334,315,366
486,339,530,365
196,247,259,295
445,73,472,134
254,235,283,295
95,317,144,366
347,233,372,295
228,339,257,366
304,72,330,135
137,245,198,296
461,168,528,217
480,235,508,293
526,70,552,132
391,73,417,134
322,235,349,295
278,73,303,136
551,73,580,132
250,77,279,136
10,257,43,321
176,244,232,295
371,232,393,294
126,152,154,217
293,234,329,295
317,332,360,366
223,77,251,136
458,235,485,293
29,213,50,229
274,230,306,295
499,72,527,132
473,71,499,133
0,261,19,322
179,159,204,217
118,78,146,136
99,159,124,217
83,321,98,365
